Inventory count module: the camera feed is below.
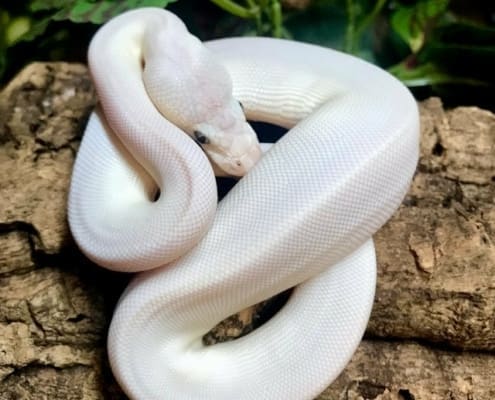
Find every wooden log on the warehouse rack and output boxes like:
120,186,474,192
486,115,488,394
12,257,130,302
0,63,493,399
320,340,495,400
369,98,495,351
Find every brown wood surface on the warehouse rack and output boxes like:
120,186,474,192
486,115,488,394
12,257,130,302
0,63,493,400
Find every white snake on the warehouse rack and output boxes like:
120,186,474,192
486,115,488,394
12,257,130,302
68,7,419,400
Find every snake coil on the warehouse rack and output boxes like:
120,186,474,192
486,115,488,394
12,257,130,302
68,8,419,400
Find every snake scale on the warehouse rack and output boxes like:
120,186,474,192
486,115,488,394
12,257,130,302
68,7,419,400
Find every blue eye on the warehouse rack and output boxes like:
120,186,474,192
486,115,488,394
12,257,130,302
194,131,209,144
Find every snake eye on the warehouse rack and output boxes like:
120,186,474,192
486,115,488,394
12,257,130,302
238,101,244,111
194,130,210,145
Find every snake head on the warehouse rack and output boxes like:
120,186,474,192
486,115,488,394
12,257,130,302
192,99,262,177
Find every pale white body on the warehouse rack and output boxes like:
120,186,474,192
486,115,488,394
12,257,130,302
68,8,419,400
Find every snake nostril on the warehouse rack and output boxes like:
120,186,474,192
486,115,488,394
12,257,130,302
236,161,242,167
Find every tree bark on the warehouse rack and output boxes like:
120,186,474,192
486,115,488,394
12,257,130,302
0,63,493,399
369,97,495,352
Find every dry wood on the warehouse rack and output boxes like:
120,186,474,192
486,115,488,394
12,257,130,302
0,63,493,399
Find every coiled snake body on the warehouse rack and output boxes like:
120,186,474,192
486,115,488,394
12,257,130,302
68,8,419,400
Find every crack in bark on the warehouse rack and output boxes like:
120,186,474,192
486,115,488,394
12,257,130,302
25,301,46,339
1,361,94,382
0,221,42,275
398,388,416,400
33,138,76,162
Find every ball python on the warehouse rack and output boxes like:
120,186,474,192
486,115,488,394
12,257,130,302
68,7,419,400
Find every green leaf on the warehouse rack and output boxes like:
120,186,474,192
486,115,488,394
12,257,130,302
210,0,259,19
390,0,450,53
388,61,488,87
53,0,177,24
422,0,450,19
30,0,70,12
416,21,495,83
344,0,386,55
13,17,51,43
391,6,424,53
5,16,31,46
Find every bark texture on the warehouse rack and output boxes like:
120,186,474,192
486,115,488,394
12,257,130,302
0,63,494,399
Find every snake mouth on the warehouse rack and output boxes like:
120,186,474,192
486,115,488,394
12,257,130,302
219,143,263,177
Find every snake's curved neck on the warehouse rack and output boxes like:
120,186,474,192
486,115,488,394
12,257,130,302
74,9,217,271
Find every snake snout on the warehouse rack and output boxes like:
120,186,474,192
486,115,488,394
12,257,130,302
224,142,262,177
240,143,263,170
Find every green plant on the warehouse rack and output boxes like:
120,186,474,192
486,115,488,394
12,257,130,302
388,0,494,87
1,0,494,108
211,0,285,37
0,0,177,83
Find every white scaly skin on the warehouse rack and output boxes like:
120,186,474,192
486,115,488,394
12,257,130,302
68,7,419,400
141,15,261,175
